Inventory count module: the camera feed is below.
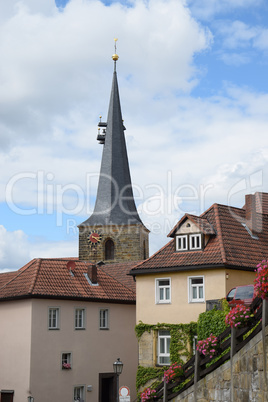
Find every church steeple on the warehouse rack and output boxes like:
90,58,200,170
79,43,149,263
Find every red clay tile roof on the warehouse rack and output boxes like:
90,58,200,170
131,200,268,275
0,258,136,303
101,261,138,293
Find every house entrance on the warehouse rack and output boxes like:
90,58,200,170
99,373,117,402
0,391,14,402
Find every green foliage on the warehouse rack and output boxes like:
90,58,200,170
136,366,164,391
135,322,154,340
197,305,226,341
135,321,197,391
221,298,230,315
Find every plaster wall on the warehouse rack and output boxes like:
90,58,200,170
30,298,138,402
136,268,255,325
225,269,255,294
0,299,32,400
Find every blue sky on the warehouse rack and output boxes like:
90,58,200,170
1,0,268,271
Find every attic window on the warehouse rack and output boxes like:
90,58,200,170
189,234,202,250
176,235,188,251
176,234,202,252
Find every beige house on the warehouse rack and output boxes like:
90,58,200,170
130,192,268,368
0,259,138,402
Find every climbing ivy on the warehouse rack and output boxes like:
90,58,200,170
135,321,197,391
136,366,164,391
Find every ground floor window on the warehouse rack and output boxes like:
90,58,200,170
0,391,14,402
74,386,85,402
158,330,171,365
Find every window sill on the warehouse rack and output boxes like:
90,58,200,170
99,327,109,330
75,328,85,330
189,300,205,303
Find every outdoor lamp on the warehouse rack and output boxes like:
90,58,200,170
113,358,123,402
113,357,123,375
28,397,34,402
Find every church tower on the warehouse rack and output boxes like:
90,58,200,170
79,44,149,263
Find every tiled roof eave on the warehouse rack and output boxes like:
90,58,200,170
130,263,256,276
0,293,136,304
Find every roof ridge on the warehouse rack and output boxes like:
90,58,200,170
201,202,244,218
0,259,37,290
28,258,42,294
213,203,227,264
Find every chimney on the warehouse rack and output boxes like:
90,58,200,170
88,264,98,284
245,194,258,236
67,260,76,274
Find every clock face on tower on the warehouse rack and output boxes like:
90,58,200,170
87,231,102,245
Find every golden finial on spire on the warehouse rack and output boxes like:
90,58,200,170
112,38,119,62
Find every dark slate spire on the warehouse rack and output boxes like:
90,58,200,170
80,64,142,227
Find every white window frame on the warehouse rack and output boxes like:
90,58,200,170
99,308,109,330
189,234,202,250
74,385,85,402
188,276,205,303
158,330,171,365
155,278,171,304
48,307,60,330
61,352,72,369
176,235,188,251
75,308,85,330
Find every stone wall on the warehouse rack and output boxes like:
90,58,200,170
79,224,149,263
139,331,156,367
174,326,268,401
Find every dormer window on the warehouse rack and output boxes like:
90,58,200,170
189,234,202,250
176,233,202,251
176,235,188,251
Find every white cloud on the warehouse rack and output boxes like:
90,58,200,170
214,20,268,64
0,224,78,271
254,28,268,49
0,225,30,270
188,0,263,21
217,20,258,49
29,239,78,260
0,0,211,149
0,0,268,262
219,52,251,66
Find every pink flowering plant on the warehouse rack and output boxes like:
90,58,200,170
225,304,252,328
163,362,184,383
254,260,268,299
62,363,71,369
196,334,218,359
140,386,156,401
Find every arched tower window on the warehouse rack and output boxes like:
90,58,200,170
105,239,115,260
143,240,147,260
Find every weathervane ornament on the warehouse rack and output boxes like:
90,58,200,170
112,38,119,69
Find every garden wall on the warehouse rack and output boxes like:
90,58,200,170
174,326,268,401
